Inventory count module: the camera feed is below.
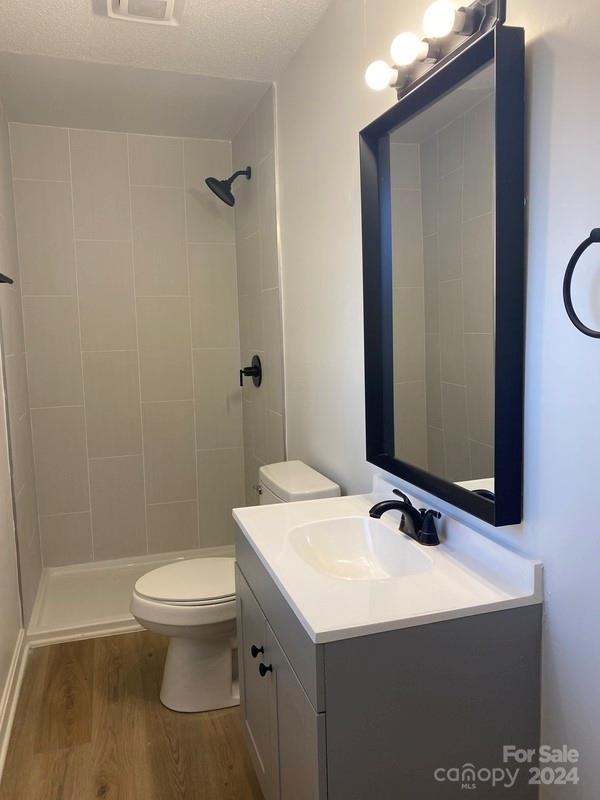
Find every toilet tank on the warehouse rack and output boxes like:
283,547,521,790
259,460,340,505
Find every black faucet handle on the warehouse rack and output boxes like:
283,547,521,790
392,489,412,506
419,509,442,546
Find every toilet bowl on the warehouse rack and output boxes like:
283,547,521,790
131,557,238,713
132,461,340,713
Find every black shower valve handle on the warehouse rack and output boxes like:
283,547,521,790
240,354,262,387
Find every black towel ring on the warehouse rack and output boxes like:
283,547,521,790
563,228,600,338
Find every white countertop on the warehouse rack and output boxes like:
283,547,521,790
233,478,543,644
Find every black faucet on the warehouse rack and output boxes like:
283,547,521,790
369,489,442,547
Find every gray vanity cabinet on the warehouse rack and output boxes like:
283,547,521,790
236,528,542,799
236,568,277,798
266,622,326,800
236,565,325,800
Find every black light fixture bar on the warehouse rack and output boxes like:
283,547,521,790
392,0,506,99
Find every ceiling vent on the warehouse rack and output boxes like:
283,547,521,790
107,0,186,26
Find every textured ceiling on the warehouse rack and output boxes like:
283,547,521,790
0,0,333,82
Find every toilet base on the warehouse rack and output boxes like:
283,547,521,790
160,629,239,713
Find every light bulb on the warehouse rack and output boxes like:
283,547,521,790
365,60,395,91
423,0,459,38
390,32,429,66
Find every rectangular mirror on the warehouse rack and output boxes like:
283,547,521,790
360,26,524,526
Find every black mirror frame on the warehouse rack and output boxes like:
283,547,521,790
360,25,525,527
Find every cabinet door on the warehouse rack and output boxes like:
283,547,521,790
266,623,326,800
236,568,278,799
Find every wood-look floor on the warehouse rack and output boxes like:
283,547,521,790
0,631,263,800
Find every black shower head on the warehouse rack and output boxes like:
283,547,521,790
205,167,251,207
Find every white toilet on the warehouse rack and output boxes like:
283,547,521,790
131,460,340,713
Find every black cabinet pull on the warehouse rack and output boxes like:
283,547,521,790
251,645,264,659
259,662,273,677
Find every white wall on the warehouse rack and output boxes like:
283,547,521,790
277,0,600,794
0,99,23,722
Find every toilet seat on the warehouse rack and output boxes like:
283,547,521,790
134,557,235,606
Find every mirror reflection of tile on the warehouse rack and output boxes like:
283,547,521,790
391,66,495,484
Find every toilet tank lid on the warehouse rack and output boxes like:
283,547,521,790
259,460,340,502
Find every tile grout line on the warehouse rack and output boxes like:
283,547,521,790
8,128,47,571
181,139,202,550
126,134,151,555
67,128,96,561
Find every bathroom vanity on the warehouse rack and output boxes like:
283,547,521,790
234,478,542,799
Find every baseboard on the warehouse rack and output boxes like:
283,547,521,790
0,629,28,779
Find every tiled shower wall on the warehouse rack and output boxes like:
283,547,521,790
391,92,495,483
391,141,428,471
10,123,245,566
0,106,41,622
420,93,495,483
232,87,285,504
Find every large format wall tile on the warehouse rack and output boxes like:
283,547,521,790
462,214,494,334
128,134,183,188
184,139,234,244
465,333,494,447
12,126,246,565
463,95,494,221
131,185,188,296
89,455,146,560
438,117,464,177
193,348,242,449
258,153,279,289
147,500,198,553
0,285,25,358
391,188,424,288
137,296,193,401
394,381,428,469
253,88,275,164
31,406,89,515
419,91,496,484
70,130,131,240
196,448,244,546
10,124,70,181
438,279,466,386
189,243,239,348
14,481,41,621
441,382,471,482
142,400,197,504
261,288,284,415
233,91,285,504
83,350,143,458
390,142,420,190
76,240,137,351
39,512,93,567
393,287,425,383
13,180,76,295
23,296,83,407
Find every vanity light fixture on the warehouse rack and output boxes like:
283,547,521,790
364,0,506,98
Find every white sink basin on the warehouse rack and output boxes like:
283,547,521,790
289,516,433,581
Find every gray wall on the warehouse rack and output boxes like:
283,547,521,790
276,0,600,794
9,123,245,566
233,87,285,505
